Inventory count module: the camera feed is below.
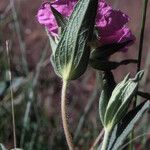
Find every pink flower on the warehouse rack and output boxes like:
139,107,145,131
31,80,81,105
37,1,77,36
96,0,135,50
37,0,135,51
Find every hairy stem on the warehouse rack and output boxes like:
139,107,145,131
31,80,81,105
137,0,149,73
61,80,74,150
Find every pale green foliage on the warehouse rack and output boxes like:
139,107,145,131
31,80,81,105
99,71,116,126
110,101,150,150
98,71,150,150
98,101,150,150
103,71,144,129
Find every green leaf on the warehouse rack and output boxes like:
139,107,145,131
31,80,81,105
104,71,144,129
110,100,150,150
90,40,132,60
50,6,67,32
99,71,116,125
52,0,98,80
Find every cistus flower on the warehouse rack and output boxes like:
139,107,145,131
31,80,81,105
37,0,77,37
37,0,135,51
96,0,135,51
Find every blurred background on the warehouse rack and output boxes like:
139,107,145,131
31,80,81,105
0,0,150,149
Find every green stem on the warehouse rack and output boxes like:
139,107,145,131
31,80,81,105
137,0,149,73
61,80,74,150
131,0,149,149
101,130,111,150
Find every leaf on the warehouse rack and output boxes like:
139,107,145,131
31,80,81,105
50,6,67,32
110,100,150,150
90,40,132,60
52,0,98,80
99,71,116,125
104,71,144,129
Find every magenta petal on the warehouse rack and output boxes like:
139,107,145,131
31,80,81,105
36,0,135,52
100,27,135,44
37,2,58,36
96,1,129,37
37,1,77,37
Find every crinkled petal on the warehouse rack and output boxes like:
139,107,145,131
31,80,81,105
99,26,135,51
96,1,129,36
37,1,77,36
37,2,58,36
36,0,135,52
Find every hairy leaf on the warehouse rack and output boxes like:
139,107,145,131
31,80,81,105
52,0,98,80
110,101,150,150
104,71,144,129
99,71,116,125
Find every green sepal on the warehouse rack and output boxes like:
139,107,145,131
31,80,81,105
52,0,98,80
50,6,67,32
104,71,144,129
